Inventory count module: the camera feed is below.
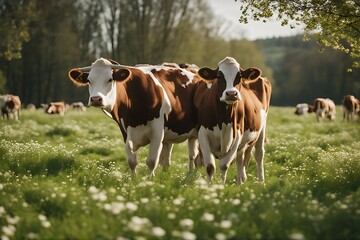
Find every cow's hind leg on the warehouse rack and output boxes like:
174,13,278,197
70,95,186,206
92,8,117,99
254,128,266,183
159,143,173,170
188,138,202,171
125,140,138,178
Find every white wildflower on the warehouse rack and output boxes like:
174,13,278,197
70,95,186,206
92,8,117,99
201,212,215,222
167,213,176,219
220,220,232,229
88,186,99,194
232,199,241,205
180,219,194,229
2,225,15,236
125,202,138,211
181,231,196,240
215,233,227,240
152,227,166,237
173,198,182,205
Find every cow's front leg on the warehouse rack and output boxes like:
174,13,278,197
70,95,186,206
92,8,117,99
219,143,240,185
159,142,173,169
125,140,138,178
198,128,215,183
147,120,165,177
236,150,246,185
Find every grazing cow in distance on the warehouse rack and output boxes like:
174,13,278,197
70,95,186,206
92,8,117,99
71,102,87,112
194,57,272,185
26,103,36,111
68,58,202,177
294,103,309,115
0,94,21,120
308,98,336,122
342,95,360,121
45,102,66,116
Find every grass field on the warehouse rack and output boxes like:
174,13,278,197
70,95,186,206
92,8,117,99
1,106,360,239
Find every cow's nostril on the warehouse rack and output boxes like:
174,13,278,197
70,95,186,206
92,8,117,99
226,91,237,97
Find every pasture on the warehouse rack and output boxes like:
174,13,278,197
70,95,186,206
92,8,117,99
1,106,360,239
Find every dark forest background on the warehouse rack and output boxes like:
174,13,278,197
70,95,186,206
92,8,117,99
0,0,359,107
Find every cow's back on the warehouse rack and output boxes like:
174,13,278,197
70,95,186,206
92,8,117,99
152,67,200,142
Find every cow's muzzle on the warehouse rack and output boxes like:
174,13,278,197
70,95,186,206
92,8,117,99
222,90,240,104
89,96,103,107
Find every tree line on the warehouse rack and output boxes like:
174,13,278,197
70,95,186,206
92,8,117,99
0,0,359,107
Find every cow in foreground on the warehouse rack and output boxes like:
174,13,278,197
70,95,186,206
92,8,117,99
308,98,336,122
342,95,360,121
1,94,21,120
194,57,272,185
68,58,201,177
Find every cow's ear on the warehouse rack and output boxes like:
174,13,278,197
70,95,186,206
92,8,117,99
198,67,217,80
68,69,89,86
241,67,261,80
113,68,131,81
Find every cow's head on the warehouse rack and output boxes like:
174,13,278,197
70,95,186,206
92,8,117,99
68,58,131,113
198,57,261,104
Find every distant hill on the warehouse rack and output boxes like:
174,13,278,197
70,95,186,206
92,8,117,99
253,35,360,106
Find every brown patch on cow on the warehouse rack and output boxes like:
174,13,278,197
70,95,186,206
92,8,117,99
109,68,164,140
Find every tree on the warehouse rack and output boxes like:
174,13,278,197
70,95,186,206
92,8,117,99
237,0,360,68
0,0,37,60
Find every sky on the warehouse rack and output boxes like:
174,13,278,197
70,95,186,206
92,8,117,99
208,0,304,40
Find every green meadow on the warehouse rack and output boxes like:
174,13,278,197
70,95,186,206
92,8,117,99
1,106,360,240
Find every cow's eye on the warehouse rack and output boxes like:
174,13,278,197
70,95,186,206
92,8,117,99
86,79,91,84
108,79,113,83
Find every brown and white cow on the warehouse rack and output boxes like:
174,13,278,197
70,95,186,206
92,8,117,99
45,102,66,116
71,102,87,112
68,58,201,177
0,94,21,120
194,57,272,185
294,103,309,115
342,95,360,121
308,98,336,122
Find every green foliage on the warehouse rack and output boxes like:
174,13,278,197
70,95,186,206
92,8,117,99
0,0,37,60
1,107,360,239
238,0,360,68
256,35,360,105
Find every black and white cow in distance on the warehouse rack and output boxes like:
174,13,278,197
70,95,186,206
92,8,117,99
68,58,201,177
194,57,272,185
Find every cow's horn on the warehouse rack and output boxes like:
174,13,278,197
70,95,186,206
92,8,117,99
78,66,91,72
110,64,133,69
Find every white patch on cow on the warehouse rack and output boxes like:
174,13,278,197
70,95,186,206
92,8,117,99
139,67,172,118
199,123,241,159
218,57,241,103
180,69,196,86
207,83,213,89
